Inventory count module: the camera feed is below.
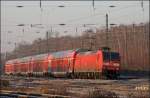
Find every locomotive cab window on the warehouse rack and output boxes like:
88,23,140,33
103,52,120,61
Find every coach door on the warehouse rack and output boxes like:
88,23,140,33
48,59,51,74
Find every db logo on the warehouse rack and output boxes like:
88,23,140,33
135,85,149,91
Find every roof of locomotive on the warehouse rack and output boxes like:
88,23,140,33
75,48,91,53
77,50,97,55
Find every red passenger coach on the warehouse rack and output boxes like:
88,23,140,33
18,57,31,75
12,60,17,75
31,54,49,76
28,57,34,76
5,60,14,75
50,50,76,77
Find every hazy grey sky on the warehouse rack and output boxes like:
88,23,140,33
1,1,149,53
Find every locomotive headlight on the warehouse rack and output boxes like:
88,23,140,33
113,63,120,66
48,59,51,63
103,62,109,65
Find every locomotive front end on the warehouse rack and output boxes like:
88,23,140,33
102,51,121,79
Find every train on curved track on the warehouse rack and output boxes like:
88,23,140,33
4,48,121,79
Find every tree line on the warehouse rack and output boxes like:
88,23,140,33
2,22,149,71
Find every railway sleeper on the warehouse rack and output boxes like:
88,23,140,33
103,69,120,79
71,72,105,79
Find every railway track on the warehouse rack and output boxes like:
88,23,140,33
0,90,71,98
1,76,149,98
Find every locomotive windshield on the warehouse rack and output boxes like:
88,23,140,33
103,52,120,61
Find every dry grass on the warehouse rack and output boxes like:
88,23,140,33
0,79,9,87
39,86,50,94
37,84,69,96
53,85,68,95
81,88,119,98
127,91,150,98
1,77,149,98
